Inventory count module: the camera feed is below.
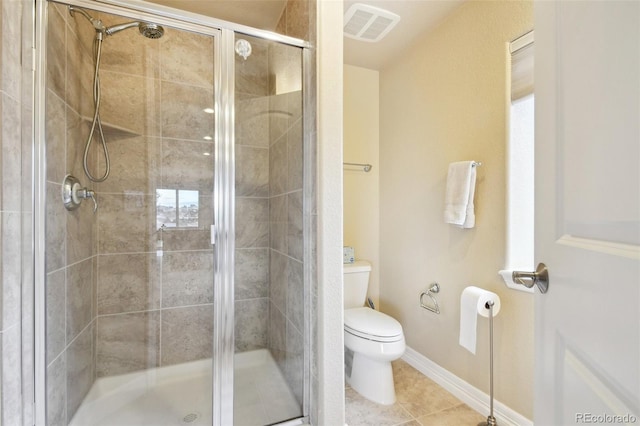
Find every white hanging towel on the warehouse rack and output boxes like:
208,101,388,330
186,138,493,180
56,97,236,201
443,161,477,228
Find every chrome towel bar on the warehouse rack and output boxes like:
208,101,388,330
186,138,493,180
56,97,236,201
343,162,372,172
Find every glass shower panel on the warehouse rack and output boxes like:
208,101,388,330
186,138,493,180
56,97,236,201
44,3,216,424
233,34,305,425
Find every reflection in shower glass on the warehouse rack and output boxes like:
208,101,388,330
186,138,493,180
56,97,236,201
156,189,200,228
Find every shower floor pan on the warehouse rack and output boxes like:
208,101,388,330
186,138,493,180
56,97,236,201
70,349,301,426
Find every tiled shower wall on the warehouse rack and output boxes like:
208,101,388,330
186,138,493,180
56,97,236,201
274,0,317,418
44,4,216,423
92,11,215,378
1,0,34,424
266,47,304,406
234,37,272,353
233,34,305,406
45,3,99,424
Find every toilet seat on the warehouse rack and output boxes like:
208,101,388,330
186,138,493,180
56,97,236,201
344,307,403,342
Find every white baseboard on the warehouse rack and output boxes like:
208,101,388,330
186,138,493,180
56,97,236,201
401,346,533,426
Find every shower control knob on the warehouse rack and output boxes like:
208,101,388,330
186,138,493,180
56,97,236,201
62,174,98,213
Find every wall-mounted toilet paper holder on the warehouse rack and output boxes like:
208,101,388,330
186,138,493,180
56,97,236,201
420,283,440,314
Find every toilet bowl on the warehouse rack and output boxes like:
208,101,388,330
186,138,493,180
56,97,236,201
343,261,406,405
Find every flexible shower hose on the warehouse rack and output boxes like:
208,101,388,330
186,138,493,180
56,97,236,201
83,33,110,182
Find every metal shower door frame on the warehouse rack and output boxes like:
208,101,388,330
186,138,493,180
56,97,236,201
34,1,310,424
33,1,235,424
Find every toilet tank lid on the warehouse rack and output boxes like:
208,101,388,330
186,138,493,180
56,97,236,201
343,260,371,273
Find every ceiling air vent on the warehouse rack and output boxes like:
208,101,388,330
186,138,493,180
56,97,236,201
344,3,400,43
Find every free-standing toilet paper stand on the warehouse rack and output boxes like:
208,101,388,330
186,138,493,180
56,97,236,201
478,300,497,426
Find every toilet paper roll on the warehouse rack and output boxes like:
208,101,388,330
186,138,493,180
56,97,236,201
459,286,501,354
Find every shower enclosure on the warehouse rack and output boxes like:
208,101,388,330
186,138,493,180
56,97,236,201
35,0,310,424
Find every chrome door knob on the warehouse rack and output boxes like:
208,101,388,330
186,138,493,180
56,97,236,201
513,263,549,293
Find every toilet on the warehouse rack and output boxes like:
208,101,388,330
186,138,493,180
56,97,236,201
343,260,405,405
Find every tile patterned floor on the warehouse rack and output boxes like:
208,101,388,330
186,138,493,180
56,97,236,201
345,359,486,426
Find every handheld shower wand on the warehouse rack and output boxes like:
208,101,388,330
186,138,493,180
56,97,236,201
68,6,164,182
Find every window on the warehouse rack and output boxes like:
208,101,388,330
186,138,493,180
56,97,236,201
500,31,535,292
156,189,200,229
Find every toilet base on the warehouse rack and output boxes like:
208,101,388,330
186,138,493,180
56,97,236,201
347,352,396,405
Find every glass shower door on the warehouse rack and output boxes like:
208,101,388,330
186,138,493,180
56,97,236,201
233,34,306,425
43,2,217,424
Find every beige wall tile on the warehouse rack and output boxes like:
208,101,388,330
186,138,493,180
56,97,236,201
100,70,161,137
97,192,155,254
160,138,214,192
236,145,269,197
286,258,303,333
46,182,66,272
160,29,213,87
160,305,213,365
46,351,66,425
46,3,66,100
45,90,67,183
65,28,93,118
235,197,269,248
160,250,213,308
66,196,95,265
236,94,270,147
96,311,160,377
66,258,93,342
269,250,287,313
1,94,22,211
235,248,269,300
287,190,303,260
160,81,213,140
66,323,94,420
1,212,21,329
97,253,160,315
46,269,66,364
269,138,287,196
234,298,268,351
97,136,161,195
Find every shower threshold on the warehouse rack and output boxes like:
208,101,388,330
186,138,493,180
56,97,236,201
69,349,301,426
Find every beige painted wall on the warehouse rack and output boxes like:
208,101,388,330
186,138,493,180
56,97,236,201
379,0,534,418
343,65,380,307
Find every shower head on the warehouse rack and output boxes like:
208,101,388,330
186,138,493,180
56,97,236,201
138,23,164,39
69,6,165,39
105,21,165,39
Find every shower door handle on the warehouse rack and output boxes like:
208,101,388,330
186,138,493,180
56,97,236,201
210,225,216,245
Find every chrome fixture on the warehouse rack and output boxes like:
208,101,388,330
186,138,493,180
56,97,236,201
419,282,440,314
478,299,497,426
513,263,549,293
106,21,164,38
68,5,164,182
62,175,98,213
343,162,372,172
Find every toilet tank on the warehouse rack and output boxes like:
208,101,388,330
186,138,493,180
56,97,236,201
343,260,371,309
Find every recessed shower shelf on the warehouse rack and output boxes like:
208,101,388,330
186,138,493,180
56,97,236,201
80,117,140,141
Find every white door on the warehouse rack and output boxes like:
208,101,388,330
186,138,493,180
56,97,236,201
534,1,640,425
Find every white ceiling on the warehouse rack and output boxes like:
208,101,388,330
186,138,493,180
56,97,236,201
145,0,464,70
